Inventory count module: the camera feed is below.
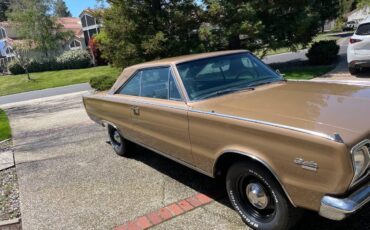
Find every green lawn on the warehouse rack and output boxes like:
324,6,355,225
282,65,334,80
0,66,122,96
0,109,11,141
258,32,342,56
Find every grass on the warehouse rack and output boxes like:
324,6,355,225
0,109,11,141
0,66,122,96
282,65,335,80
259,32,343,56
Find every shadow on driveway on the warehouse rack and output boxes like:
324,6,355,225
125,143,370,230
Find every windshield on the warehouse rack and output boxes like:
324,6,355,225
176,52,283,100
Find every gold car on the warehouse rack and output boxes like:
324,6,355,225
83,50,370,230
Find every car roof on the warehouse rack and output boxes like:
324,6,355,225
129,49,249,68
109,50,249,94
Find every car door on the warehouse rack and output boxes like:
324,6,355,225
117,66,193,164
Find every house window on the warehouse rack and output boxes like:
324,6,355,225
5,47,13,55
0,28,6,40
81,14,97,28
70,39,82,49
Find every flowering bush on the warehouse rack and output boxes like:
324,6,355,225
9,50,92,75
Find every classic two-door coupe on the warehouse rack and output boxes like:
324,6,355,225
83,50,370,230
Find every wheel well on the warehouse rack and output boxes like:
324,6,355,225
214,152,296,207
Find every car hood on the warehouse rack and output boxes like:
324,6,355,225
189,81,370,146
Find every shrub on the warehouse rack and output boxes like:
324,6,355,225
90,75,117,91
57,50,92,69
306,40,339,65
8,50,92,75
8,61,25,75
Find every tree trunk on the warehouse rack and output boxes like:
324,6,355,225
25,68,31,81
228,35,241,49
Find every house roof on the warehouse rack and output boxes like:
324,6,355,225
56,17,83,37
79,8,104,18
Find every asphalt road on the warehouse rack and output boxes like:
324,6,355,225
2,92,369,229
0,83,91,105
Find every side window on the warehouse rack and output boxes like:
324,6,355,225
169,72,182,100
141,68,169,99
118,67,183,101
119,71,141,96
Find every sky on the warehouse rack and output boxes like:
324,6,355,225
65,0,105,17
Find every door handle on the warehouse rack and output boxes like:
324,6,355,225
131,106,140,116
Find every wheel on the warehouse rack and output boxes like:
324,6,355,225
349,66,358,75
107,125,131,156
226,161,300,230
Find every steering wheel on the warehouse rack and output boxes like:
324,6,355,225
235,69,256,80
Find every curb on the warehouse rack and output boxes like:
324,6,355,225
0,139,11,145
0,218,21,230
115,193,219,230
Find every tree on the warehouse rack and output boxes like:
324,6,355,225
202,0,341,54
317,0,341,32
54,0,71,17
97,0,203,67
8,0,70,57
98,0,342,67
12,40,34,80
0,0,10,21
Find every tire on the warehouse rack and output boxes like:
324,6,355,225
107,125,131,157
226,161,300,230
349,66,358,75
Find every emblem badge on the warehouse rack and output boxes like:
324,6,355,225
294,158,318,172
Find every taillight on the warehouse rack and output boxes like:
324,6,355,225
350,38,362,44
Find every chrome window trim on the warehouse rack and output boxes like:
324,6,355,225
215,150,296,207
189,109,343,143
350,139,370,188
116,65,186,102
108,95,189,112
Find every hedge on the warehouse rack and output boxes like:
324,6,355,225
89,75,117,91
8,50,92,75
306,40,340,65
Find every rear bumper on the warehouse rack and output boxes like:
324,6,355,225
349,60,370,68
319,181,370,220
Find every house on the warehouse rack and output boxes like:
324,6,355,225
79,8,102,46
57,17,87,51
0,8,103,70
347,6,370,24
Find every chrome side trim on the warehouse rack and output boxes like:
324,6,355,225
319,181,370,220
190,109,343,143
124,136,213,178
214,150,296,207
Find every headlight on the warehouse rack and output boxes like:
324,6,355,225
351,140,370,183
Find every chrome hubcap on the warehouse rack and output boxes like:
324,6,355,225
113,131,121,144
246,183,269,210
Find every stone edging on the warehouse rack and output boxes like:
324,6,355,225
0,218,21,230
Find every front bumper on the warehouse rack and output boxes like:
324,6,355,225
319,181,370,220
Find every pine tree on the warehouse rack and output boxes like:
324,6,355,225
54,0,71,17
0,0,10,21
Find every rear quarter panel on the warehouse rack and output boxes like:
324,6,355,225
188,110,354,211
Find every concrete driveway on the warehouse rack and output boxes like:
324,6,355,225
1,92,369,229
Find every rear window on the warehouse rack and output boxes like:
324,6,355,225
356,23,370,35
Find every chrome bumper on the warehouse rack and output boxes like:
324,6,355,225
319,181,370,220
